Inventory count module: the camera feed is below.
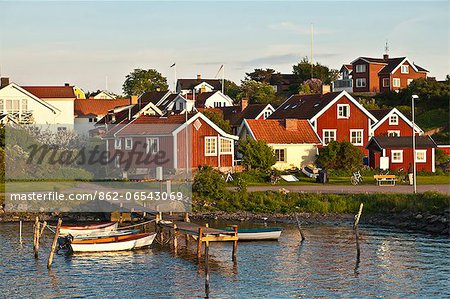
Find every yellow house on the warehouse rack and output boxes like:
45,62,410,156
241,119,321,170
73,85,86,99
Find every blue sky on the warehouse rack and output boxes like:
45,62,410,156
0,1,448,94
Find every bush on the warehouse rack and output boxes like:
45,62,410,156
316,141,363,171
193,166,227,200
239,138,276,171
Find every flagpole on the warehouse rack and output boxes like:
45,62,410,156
222,65,225,94
174,64,177,92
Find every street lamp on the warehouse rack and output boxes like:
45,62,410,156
411,94,419,194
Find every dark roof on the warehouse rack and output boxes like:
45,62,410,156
195,91,217,108
368,109,391,121
177,78,222,91
269,92,341,120
158,94,179,110
414,64,428,72
22,86,76,98
367,136,437,150
219,104,269,126
139,91,169,105
358,57,387,64
378,57,407,74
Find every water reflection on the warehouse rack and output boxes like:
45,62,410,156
0,222,449,298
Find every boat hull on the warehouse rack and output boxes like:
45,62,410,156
237,230,282,241
59,222,118,237
70,233,156,252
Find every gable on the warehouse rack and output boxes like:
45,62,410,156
0,83,59,113
371,108,423,133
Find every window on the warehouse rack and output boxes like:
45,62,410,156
6,99,20,112
0,99,3,112
401,65,409,74
125,138,132,150
337,104,350,119
350,130,363,146
387,130,400,137
21,99,28,112
389,114,398,125
382,78,390,87
416,150,426,163
205,137,217,156
323,130,336,145
393,78,401,87
146,138,159,154
355,64,366,73
220,138,232,154
356,78,366,87
115,138,122,149
264,110,272,119
407,79,413,86
57,127,67,132
213,102,223,108
391,150,403,163
275,149,285,162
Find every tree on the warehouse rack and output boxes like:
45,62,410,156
122,68,168,97
292,57,339,85
193,165,227,199
239,80,279,105
223,79,240,100
316,141,363,171
202,110,232,134
239,137,276,171
245,68,279,83
299,78,323,94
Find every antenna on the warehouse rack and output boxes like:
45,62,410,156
385,39,389,55
310,23,314,79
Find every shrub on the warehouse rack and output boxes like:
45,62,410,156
239,138,276,171
193,166,227,199
316,141,363,171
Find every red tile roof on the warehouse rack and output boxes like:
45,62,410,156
22,86,76,98
246,119,321,144
74,98,131,117
115,113,195,136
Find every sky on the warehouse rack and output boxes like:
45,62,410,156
0,1,449,94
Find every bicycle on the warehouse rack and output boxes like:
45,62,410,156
350,170,363,185
221,170,234,183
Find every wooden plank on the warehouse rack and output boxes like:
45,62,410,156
201,235,238,242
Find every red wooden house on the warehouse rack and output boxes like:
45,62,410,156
369,108,424,137
104,112,238,178
366,136,437,172
351,54,428,93
270,91,378,155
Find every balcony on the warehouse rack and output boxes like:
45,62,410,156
332,79,353,93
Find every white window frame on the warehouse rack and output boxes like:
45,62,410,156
219,138,232,154
387,130,400,137
205,136,217,156
125,138,133,150
337,104,350,119
350,129,363,146
146,138,159,154
114,138,122,150
275,149,286,162
416,150,427,163
264,110,272,119
401,65,409,74
323,129,337,145
393,78,401,87
355,64,366,73
382,78,390,87
391,150,403,163
389,114,399,125
356,78,366,87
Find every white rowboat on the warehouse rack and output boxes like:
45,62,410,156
69,233,156,252
58,222,118,237
222,227,282,241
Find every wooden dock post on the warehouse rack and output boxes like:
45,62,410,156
172,223,178,253
231,225,238,261
184,212,190,222
33,217,40,258
353,203,363,263
19,220,23,245
295,213,306,242
47,217,62,269
197,227,203,261
204,236,210,298
40,221,47,241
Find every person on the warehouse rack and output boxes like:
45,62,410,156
407,162,413,185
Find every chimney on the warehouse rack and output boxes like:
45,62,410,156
383,54,389,60
285,119,298,131
1,77,10,88
131,95,138,104
240,98,249,111
321,84,331,94
197,74,201,80
64,83,70,87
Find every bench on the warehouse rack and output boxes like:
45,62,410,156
373,174,397,186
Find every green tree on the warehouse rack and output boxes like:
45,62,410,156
239,80,280,105
316,141,363,171
223,79,240,99
122,68,168,97
239,137,276,171
193,166,226,199
245,68,279,83
299,78,322,94
202,110,232,134
292,57,339,84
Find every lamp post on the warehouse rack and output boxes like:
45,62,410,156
411,94,419,194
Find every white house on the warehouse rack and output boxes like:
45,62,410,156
193,91,234,108
176,75,222,95
91,90,116,99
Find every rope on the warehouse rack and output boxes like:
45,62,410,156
117,219,156,230
46,225,56,234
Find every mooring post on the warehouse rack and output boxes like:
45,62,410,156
232,225,238,261
353,203,364,262
19,220,23,245
204,235,210,298
40,221,47,242
33,217,40,258
184,212,190,222
197,227,203,261
47,217,62,269
295,213,306,242
172,223,178,253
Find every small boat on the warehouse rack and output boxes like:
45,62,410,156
69,233,156,253
58,222,118,237
64,229,141,240
301,165,321,178
223,227,282,241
